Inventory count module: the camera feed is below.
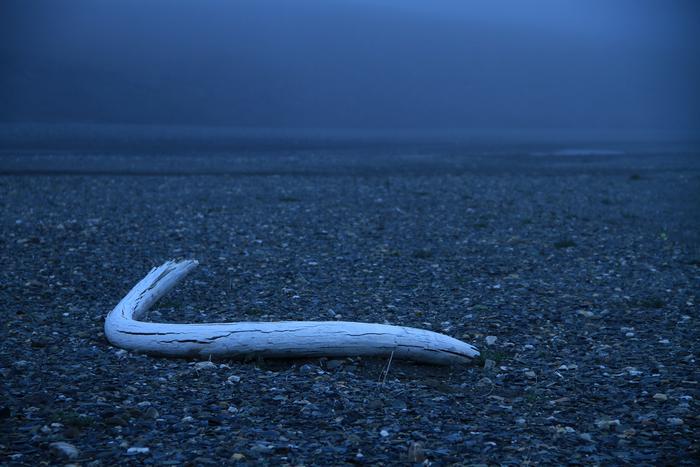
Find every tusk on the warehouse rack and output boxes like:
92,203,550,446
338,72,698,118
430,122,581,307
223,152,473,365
105,260,480,365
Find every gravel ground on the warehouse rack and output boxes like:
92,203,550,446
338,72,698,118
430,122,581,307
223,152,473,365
1,149,699,465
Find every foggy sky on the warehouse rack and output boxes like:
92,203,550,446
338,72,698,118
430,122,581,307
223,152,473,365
1,0,698,133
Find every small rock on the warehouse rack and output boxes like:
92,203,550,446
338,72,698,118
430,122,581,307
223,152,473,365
515,418,526,425
194,361,217,372
667,417,683,426
659,339,670,344
483,359,496,371
579,433,593,442
595,419,620,431
379,429,389,437
50,442,79,460
126,447,150,455
227,375,241,383
524,371,537,379
523,344,534,350
231,453,245,461
144,407,159,419
326,359,344,370
653,393,668,402
485,336,497,346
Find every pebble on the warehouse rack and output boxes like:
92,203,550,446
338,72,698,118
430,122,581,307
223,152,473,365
483,359,496,371
667,418,683,426
485,335,497,346
227,375,241,383
194,361,218,371
379,429,389,437
653,393,668,402
325,359,344,370
524,371,536,379
595,419,620,431
126,447,150,455
50,442,79,460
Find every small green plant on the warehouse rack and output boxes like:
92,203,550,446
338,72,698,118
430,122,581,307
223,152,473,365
638,296,665,309
553,239,576,249
245,306,265,316
52,411,95,428
476,349,510,367
278,195,301,203
412,248,433,259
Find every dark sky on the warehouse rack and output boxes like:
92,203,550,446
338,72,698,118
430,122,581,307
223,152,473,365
1,0,698,133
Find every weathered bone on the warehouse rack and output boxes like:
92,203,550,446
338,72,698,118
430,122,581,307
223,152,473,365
105,260,480,365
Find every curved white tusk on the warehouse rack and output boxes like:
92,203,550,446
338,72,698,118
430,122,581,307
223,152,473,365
105,260,480,365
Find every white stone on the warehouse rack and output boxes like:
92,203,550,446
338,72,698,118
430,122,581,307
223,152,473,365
50,442,79,460
193,361,217,371
126,447,150,455
485,336,497,346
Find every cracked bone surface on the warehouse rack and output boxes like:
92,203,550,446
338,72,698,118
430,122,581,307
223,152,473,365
105,260,480,365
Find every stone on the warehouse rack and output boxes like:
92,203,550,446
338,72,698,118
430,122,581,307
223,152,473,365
653,393,668,402
50,442,79,460
667,417,683,426
194,361,217,371
485,336,497,346
595,419,620,431
126,447,150,455
326,359,344,370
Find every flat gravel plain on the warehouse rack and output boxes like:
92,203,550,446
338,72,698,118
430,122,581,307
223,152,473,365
1,149,699,465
